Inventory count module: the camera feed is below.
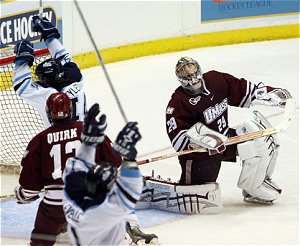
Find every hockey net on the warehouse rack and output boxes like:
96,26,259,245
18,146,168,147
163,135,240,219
0,48,50,174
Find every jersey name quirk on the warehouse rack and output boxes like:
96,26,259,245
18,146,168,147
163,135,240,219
203,98,228,124
47,128,78,144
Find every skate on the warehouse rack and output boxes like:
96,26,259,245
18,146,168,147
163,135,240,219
242,190,274,205
126,222,159,245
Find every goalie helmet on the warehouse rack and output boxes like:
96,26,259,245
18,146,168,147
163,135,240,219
85,161,117,197
35,58,65,88
175,57,205,95
46,92,72,124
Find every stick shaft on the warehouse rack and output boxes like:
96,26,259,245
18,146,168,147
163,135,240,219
73,0,128,123
39,0,43,18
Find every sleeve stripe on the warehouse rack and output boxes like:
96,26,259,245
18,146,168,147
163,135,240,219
115,189,135,211
116,181,138,204
18,78,33,96
239,81,256,108
172,130,188,151
177,137,189,151
120,168,141,178
54,48,67,59
13,72,31,86
118,179,141,199
21,189,39,199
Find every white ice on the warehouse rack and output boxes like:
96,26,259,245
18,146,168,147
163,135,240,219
1,38,299,245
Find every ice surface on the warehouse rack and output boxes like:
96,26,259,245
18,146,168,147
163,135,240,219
1,38,298,245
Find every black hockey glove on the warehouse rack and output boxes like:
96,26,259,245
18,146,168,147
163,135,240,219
32,16,60,41
81,103,107,146
113,122,142,161
14,40,35,67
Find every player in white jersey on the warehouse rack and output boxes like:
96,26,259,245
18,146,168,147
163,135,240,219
63,103,143,245
13,16,86,127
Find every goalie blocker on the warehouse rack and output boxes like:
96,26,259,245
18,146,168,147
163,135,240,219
136,176,222,214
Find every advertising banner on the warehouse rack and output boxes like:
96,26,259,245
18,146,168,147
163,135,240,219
201,0,299,22
0,1,62,51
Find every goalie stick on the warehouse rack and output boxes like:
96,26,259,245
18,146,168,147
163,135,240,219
137,99,296,165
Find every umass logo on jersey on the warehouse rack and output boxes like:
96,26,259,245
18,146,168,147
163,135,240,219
203,98,228,124
189,96,201,105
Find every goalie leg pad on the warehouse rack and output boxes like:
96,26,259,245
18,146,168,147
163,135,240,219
137,178,222,214
243,179,280,204
237,111,281,202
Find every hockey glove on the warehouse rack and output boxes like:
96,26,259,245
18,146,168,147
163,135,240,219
14,185,39,204
186,122,227,155
113,122,142,161
81,103,107,146
32,16,60,41
14,40,35,67
252,83,292,108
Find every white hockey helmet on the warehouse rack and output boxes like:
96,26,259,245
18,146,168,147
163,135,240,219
175,57,205,95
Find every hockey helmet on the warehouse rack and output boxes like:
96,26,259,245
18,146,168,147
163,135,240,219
46,92,72,124
175,57,205,95
85,161,117,197
35,58,65,87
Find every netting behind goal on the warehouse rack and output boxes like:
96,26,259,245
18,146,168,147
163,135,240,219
0,49,50,174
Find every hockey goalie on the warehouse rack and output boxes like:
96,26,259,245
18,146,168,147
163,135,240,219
137,56,292,214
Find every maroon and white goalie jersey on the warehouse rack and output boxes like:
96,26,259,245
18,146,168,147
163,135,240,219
19,121,122,206
165,70,269,162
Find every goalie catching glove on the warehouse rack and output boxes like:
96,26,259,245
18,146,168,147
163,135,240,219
81,103,107,146
113,122,142,161
252,83,292,107
186,122,227,155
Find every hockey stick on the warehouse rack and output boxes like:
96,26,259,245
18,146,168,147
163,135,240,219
39,0,43,18
137,99,296,165
73,0,128,124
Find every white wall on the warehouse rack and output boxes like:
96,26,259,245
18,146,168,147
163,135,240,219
62,1,298,56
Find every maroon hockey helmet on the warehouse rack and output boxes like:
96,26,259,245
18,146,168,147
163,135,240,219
46,92,72,124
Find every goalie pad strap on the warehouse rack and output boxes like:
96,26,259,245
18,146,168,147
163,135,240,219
137,178,222,214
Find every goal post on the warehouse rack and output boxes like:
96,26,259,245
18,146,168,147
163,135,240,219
0,48,50,174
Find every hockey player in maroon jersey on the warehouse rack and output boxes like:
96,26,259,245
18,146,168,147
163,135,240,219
163,56,292,207
14,92,121,246
136,56,292,214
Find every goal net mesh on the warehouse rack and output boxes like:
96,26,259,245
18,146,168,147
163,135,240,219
0,48,50,174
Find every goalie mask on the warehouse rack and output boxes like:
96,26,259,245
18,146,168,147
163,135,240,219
175,57,205,95
85,161,117,197
35,58,65,88
46,92,72,124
